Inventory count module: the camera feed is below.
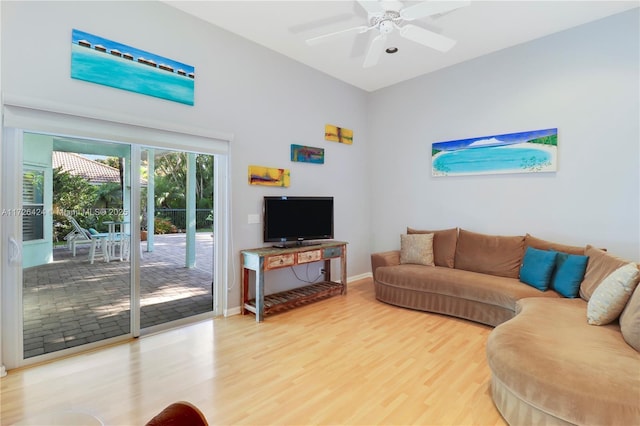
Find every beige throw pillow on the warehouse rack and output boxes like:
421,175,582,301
407,227,458,268
400,233,434,266
587,263,640,325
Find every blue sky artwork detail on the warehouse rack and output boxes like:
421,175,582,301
432,128,558,177
71,29,195,105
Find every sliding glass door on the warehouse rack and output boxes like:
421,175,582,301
22,133,133,358
1,129,222,368
139,148,215,330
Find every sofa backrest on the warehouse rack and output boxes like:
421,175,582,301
454,229,525,279
407,227,458,268
580,245,633,301
524,233,585,255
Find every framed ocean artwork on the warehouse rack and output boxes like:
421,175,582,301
432,128,558,177
71,29,195,105
291,144,325,164
325,124,353,144
248,165,290,187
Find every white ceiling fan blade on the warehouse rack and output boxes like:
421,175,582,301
363,34,386,68
357,0,383,16
399,24,456,52
306,25,371,46
400,1,470,21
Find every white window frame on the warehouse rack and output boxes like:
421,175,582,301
1,97,232,370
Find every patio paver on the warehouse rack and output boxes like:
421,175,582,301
22,233,214,358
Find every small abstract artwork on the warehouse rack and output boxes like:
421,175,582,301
71,29,195,105
325,124,353,144
248,165,290,187
291,144,325,164
432,128,558,177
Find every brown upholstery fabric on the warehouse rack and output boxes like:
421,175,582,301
454,229,525,278
580,245,632,301
407,227,458,268
487,298,640,426
620,284,640,351
145,401,208,426
370,250,400,275
374,264,560,326
491,375,574,426
524,233,585,255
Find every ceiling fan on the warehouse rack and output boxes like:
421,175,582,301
306,0,470,68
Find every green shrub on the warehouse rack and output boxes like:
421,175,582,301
154,217,176,234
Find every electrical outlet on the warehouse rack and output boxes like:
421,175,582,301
319,267,326,275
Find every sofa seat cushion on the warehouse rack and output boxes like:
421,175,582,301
375,264,560,312
487,297,640,425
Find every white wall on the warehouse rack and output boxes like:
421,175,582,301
368,9,640,261
0,1,371,309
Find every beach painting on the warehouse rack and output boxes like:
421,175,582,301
248,165,290,187
432,128,558,177
325,124,353,144
291,144,325,164
71,29,195,105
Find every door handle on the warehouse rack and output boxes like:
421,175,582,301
8,236,21,264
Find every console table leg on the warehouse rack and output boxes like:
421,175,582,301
256,258,265,322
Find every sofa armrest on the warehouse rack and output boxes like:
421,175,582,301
371,250,401,276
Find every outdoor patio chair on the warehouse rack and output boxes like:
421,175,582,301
65,214,130,263
64,215,94,256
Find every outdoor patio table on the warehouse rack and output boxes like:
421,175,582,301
103,221,129,262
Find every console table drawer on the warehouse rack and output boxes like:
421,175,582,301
298,250,322,264
265,254,295,269
323,246,342,258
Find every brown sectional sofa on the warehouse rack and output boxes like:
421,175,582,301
371,228,640,425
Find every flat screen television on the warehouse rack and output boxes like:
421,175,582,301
263,196,334,247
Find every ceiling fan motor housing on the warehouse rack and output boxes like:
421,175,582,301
371,10,401,34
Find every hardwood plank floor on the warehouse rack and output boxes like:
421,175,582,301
1,279,506,425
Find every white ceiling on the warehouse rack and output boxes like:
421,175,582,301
164,1,639,92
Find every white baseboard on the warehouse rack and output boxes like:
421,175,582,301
224,306,242,317
348,272,373,282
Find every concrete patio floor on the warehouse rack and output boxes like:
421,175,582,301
22,233,214,358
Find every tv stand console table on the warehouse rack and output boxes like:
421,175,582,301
241,241,347,322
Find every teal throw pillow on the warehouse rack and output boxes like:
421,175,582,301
88,228,99,235
519,247,557,291
550,250,589,298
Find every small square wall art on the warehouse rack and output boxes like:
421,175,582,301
432,128,558,177
248,165,290,187
291,144,325,164
325,124,353,144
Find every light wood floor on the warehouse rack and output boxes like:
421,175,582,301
1,279,506,426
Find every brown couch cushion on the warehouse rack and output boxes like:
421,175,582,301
524,234,585,255
454,229,525,278
375,264,559,312
407,227,457,268
580,245,632,301
620,284,640,352
487,297,640,425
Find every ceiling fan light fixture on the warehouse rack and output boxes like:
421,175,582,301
379,20,394,34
